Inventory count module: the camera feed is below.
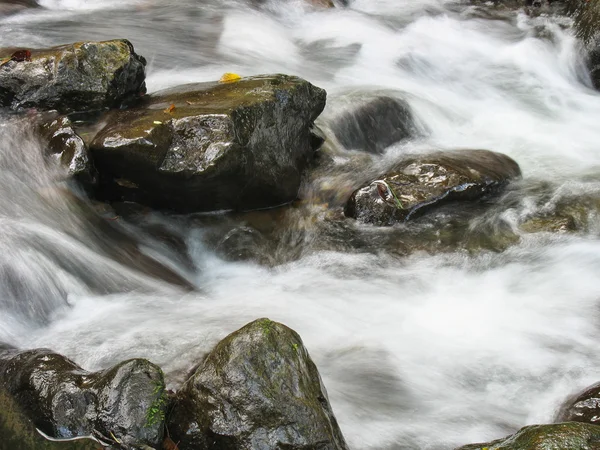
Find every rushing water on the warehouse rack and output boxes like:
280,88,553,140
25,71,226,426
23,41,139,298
2,0,600,448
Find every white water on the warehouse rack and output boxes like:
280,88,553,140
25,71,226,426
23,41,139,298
2,1,600,448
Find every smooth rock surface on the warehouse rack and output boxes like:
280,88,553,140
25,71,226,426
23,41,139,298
0,39,146,113
321,94,418,154
90,74,326,213
345,149,521,225
456,422,600,450
168,318,349,450
0,348,166,447
38,116,96,188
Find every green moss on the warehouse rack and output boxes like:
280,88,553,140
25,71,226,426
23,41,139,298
145,380,167,428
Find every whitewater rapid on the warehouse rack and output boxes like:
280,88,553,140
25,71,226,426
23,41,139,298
2,0,600,448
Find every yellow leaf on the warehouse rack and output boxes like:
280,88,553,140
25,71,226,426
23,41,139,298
219,72,242,83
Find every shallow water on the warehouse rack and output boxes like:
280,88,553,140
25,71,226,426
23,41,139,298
2,0,600,448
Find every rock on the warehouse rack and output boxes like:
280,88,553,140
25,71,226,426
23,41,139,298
37,116,97,188
0,348,166,447
0,40,146,113
587,41,600,90
90,74,326,213
0,0,38,17
344,149,521,225
556,382,600,425
168,318,349,450
0,385,101,450
455,422,600,450
319,94,418,154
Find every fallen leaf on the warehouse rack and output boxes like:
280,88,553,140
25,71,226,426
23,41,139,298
164,103,176,113
219,72,242,83
153,120,163,125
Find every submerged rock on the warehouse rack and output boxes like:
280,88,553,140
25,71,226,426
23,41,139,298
0,39,146,113
345,149,521,225
38,116,97,188
0,348,166,447
321,94,418,154
556,381,600,425
456,422,600,450
0,0,38,17
90,74,326,213
168,318,349,450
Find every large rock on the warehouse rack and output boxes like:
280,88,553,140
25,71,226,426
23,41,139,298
37,115,97,188
168,318,349,450
0,40,146,113
90,74,326,213
455,422,600,450
344,149,521,225
320,94,417,154
0,385,101,450
0,348,166,447
556,382,600,425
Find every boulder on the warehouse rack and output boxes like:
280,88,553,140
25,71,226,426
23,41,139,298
37,115,97,188
320,94,418,154
556,382,600,425
0,348,166,447
90,74,326,213
0,40,146,113
168,318,349,450
344,149,521,225
455,422,600,450
0,385,101,450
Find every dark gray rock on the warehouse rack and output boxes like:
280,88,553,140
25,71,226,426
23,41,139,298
323,94,418,154
90,74,326,213
455,422,600,450
0,385,101,450
0,39,146,113
0,0,38,17
168,318,349,450
344,149,521,225
38,116,97,188
556,381,600,425
0,348,166,447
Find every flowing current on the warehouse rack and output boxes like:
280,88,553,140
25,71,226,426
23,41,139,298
2,0,600,448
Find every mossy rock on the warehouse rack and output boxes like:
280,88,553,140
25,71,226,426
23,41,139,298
344,149,521,226
456,422,600,450
556,381,600,425
0,386,101,450
90,74,326,213
0,348,166,448
168,318,349,450
0,39,146,113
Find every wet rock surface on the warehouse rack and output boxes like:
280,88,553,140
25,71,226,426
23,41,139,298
556,381,600,425
168,318,349,450
90,74,326,213
0,348,166,447
344,149,521,225
320,94,418,154
37,116,97,188
455,422,600,450
0,40,146,113
0,0,38,17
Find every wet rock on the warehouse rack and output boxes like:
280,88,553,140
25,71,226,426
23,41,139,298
586,39,600,90
0,348,166,447
0,0,38,17
37,116,97,188
455,422,600,450
320,94,418,154
90,74,326,213
556,381,600,425
0,385,101,450
0,39,146,113
345,149,521,225
168,318,349,450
